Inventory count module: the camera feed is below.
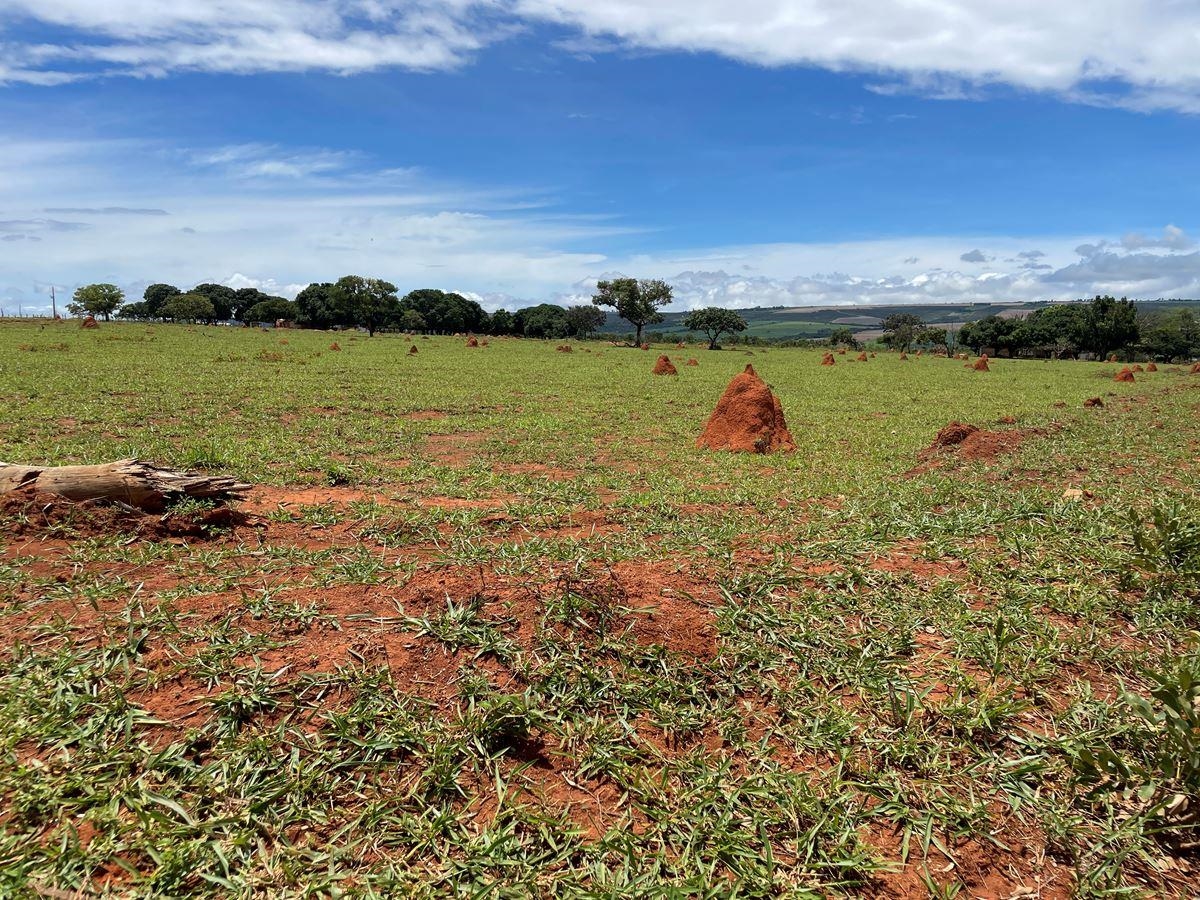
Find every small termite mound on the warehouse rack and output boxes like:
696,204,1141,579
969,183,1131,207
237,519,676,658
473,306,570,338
820,352,835,366
408,345,418,355
653,355,678,375
329,342,341,351
640,343,651,351
1132,364,1144,373
1189,362,1200,374
556,344,572,353
1083,396,1104,408
81,315,98,329
973,355,990,371
685,358,699,367
856,352,868,362
1114,367,1135,382
466,337,479,347
899,352,908,360
696,365,795,454
1146,362,1158,372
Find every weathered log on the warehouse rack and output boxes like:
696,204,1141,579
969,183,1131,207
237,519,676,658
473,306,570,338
0,459,251,511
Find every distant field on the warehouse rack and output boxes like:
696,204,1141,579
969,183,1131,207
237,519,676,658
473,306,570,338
600,299,1200,342
2,321,1199,896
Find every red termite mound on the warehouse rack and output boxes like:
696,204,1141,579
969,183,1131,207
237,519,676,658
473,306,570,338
329,342,341,351
696,365,795,454
466,336,479,347
685,358,699,366
973,355,990,371
640,343,651,351
81,315,98,329
837,348,846,355
653,355,678,375
1108,354,1119,363
556,344,572,353
408,345,418,355
1146,362,1158,372
1132,364,1144,373
856,352,868,362
1191,362,1200,374
820,352,835,366
899,352,908,361
1083,396,1104,408
1114,367,1135,382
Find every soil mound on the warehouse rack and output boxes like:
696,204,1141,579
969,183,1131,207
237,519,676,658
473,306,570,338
640,343,650,351
696,365,795,454
910,421,1040,474
329,342,341,351
820,352,835,366
1083,396,1104,408
0,490,249,540
1146,362,1158,372
685,358,699,366
899,352,908,360
556,344,572,353
856,352,868,362
973,355,990,371
838,348,846,355
408,345,418,355
652,355,678,375
1108,354,1119,362
1114,367,1135,382
466,337,479,347
676,341,686,349
1190,362,1200,374
1132,364,1144,372
81,315,97,329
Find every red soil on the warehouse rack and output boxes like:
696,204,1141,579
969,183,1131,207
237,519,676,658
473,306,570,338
408,345,418,355
556,344,572,353
0,491,248,540
685,358,699,366
909,421,1040,474
1108,354,1119,362
1190,362,1200,374
1083,396,1104,408
466,337,479,347
898,352,908,360
973,355,990,371
856,352,868,361
820,353,835,366
837,348,846,355
1131,364,1144,372
81,315,97,328
640,343,650,350
1114,367,1135,382
652,355,678,375
696,364,796,454
329,342,341,351
1146,362,1158,372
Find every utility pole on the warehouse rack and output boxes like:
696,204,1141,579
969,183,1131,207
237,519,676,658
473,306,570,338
51,285,57,319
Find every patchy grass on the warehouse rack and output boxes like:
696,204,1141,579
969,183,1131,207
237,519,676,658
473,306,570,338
1,321,1198,897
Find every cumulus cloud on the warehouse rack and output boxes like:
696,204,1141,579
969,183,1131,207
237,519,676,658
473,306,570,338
44,207,168,216
959,249,991,263
1120,224,1195,251
2,1,1200,111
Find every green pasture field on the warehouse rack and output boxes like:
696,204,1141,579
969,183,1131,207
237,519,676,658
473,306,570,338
1,320,1199,897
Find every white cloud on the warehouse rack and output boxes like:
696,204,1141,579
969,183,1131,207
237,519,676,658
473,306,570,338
3,2,1200,111
959,249,991,263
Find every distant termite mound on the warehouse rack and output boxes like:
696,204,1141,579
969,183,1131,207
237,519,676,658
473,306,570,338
556,344,572,353
899,352,908,360
1146,362,1158,372
653,355,678,375
973,355,990,371
856,352,868,362
466,337,479,347
1083,396,1104,408
909,421,1041,474
640,343,651,351
1114,367,1135,382
329,342,341,351
1190,362,1200,374
686,358,699,366
820,352,835,366
838,348,846,355
408,345,418,355
1108,354,1119,362
81,315,98,329
676,341,686,348
1132,364,1144,373
696,365,795,454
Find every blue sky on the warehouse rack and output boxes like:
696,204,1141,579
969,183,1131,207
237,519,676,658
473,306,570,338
2,1,1199,313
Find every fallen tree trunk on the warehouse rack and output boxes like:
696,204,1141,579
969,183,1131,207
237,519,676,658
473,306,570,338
0,459,251,511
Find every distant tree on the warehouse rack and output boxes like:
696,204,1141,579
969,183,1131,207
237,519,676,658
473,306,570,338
682,307,748,350
331,275,400,336
116,301,152,320
917,326,950,353
880,313,925,351
190,283,237,321
1139,308,1200,361
244,298,296,323
488,309,516,336
1010,304,1087,357
294,282,339,329
160,293,216,323
142,283,181,317
592,278,673,347
828,326,859,349
514,303,569,339
957,315,1019,353
398,289,486,334
66,283,124,321
398,309,427,333
1080,295,1139,360
564,304,607,339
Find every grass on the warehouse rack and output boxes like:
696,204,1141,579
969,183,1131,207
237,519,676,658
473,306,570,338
1,321,1198,896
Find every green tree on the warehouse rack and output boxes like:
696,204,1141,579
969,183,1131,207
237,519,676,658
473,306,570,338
682,307,748,349
828,326,859,349
160,293,216,323
142,283,181,317
1140,309,1200,361
116,301,151,320
331,276,400,336
917,326,950,353
1080,295,1139,360
399,289,487,334
244,298,297,323
190,283,237,321
957,315,1019,353
398,309,427,333
488,309,516,335
295,283,339,329
880,313,925,351
514,304,569,339
564,305,607,339
592,278,672,346
68,283,124,321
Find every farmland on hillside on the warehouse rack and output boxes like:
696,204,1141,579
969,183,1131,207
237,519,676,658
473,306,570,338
2,322,1199,897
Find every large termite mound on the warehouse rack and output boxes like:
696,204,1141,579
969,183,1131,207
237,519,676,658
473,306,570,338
973,355,990,371
466,336,479,347
652,355,678,375
696,365,795,454
1114,367,1135,382
1190,362,1200,374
